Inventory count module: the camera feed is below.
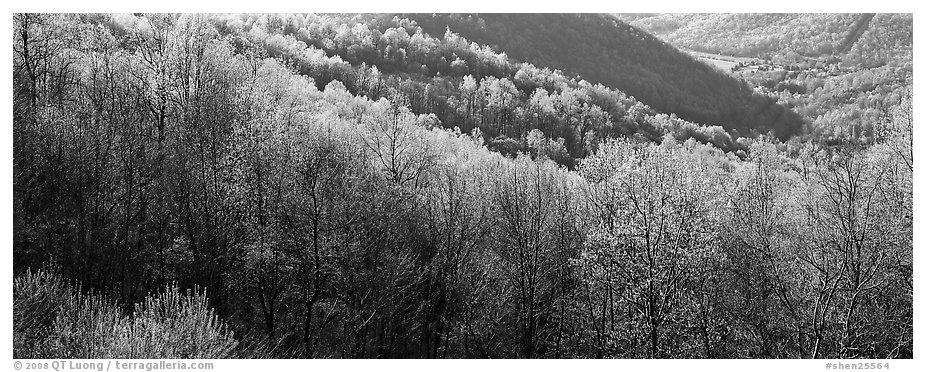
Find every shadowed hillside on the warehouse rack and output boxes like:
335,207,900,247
409,13,805,139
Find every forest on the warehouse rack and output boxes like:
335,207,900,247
12,13,912,359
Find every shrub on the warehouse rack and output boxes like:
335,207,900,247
46,292,125,358
114,286,238,358
13,268,72,358
14,269,238,358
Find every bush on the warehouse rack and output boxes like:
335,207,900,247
115,286,238,358
13,268,72,358
46,291,125,358
14,269,238,358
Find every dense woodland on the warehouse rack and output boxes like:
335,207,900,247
13,13,912,359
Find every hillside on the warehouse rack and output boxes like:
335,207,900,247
195,13,762,163
409,13,805,139
622,13,912,67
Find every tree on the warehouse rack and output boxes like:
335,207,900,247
490,157,575,357
724,140,806,357
577,139,722,358
797,140,911,358
355,99,436,189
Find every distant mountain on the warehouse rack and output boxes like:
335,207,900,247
409,13,805,139
621,13,912,67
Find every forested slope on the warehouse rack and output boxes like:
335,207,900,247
201,12,776,162
410,13,805,139
13,13,912,359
